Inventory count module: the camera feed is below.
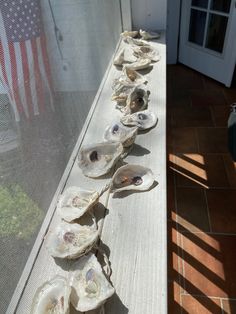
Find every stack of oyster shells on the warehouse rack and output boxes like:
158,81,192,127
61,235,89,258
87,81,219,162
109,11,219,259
31,29,160,314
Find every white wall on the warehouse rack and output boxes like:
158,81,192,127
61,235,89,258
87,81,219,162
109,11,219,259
131,0,167,30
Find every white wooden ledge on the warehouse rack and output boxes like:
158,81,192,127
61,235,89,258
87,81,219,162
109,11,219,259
8,32,167,314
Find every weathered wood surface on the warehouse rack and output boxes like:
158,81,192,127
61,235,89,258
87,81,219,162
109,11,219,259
14,33,166,314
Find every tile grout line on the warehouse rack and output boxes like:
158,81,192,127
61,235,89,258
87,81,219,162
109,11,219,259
220,298,224,314
204,188,212,233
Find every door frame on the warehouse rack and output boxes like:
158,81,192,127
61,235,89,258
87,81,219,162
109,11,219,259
167,0,236,86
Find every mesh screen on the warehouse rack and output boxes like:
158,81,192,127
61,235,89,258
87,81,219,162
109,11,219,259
0,0,122,312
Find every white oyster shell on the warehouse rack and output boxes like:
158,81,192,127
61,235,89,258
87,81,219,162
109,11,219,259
121,110,158,130
139,29,161,40
111,164,154,192
111,83,133,104
78,142,123,178
125,58,151,71
46,221,99,259
121,30,139,38
57,187,99,222
133,46,160,62
112,67,147,90
70,253,115,312
124,86,149,115
31,276,71,314
123,36,149,46
113,48,137,66
104,122,138,147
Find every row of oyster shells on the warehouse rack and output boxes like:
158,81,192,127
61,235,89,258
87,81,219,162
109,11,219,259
32,29,159,314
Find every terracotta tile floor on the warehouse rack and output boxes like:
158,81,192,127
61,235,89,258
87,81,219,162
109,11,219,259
167,64,236,313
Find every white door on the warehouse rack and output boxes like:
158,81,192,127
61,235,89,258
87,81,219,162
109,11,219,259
179,0,236,86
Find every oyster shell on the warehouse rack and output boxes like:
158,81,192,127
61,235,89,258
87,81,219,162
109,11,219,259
70,253,115,312
104,122,138,147
123,36,149,46
31,276,71,314
112,67,147,90
139,29,161,40
133,46,160,62
57,187,99,222
121,110,158,130
111,164,154,192
125,58,151,71
78,142,123,178
121,30,139,38
46,221,99,259
113,48,137,66
125,87,149,115
111,83,133,104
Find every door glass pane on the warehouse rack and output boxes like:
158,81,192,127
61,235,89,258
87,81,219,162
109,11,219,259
189,9,207,46
192,0,209,8
210,0,231,13
205,14,228,52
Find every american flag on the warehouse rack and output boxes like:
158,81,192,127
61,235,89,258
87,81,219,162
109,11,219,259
0,0,54,121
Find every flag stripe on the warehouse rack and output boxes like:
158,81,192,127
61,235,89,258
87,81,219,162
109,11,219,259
0,41,12,100
14,43,29,118
8,42,24,114
31,38,44,113
20,41,33,116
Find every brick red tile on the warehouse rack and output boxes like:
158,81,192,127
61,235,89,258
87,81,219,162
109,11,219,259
207,189,236,233
181,233,236,298
172,154,229,188
176,187,210,232
168,281,183,314
172,128,199,153
222,299,236,314
197,128,228,153
223,154,236,188
181,295,222,314
211,105,230,127
168,222,180,281
171,105,213,128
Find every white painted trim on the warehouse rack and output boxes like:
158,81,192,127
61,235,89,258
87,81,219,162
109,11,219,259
6,38,122,314
167,0,181,64
120,0,132,31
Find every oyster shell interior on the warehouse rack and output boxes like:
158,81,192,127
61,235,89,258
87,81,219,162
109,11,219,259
125,58,151,71
31,276,71,314
57,187,99,222
111,83,133,104
78,142,123,178
139,29,161,40
104,121,138,148
125,87,149,115
46,220,99,259
133,46,160,62
70,253,115,312
113,67,147,89
113,48,137,66
121,110,158,130
111,164,155,193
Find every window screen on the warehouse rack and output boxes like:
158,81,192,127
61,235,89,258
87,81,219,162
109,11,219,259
0,0,122,311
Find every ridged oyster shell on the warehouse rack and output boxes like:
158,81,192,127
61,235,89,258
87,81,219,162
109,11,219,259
133,46,160,62
111,164,154,192
111,84,133,104
124,86,149,115
70,253,115,312
104,122,138,147
57,187,99,222
46,221,99,259
125,58,151,71
113,48,137,66
121,110,158,130
31,276,71,314
121,30,139,38
78,142,123,178
139,29,161,40
112,67,147,90
123,36,149,46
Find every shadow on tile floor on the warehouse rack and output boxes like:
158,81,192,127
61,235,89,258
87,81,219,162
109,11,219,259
167,64,236,314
